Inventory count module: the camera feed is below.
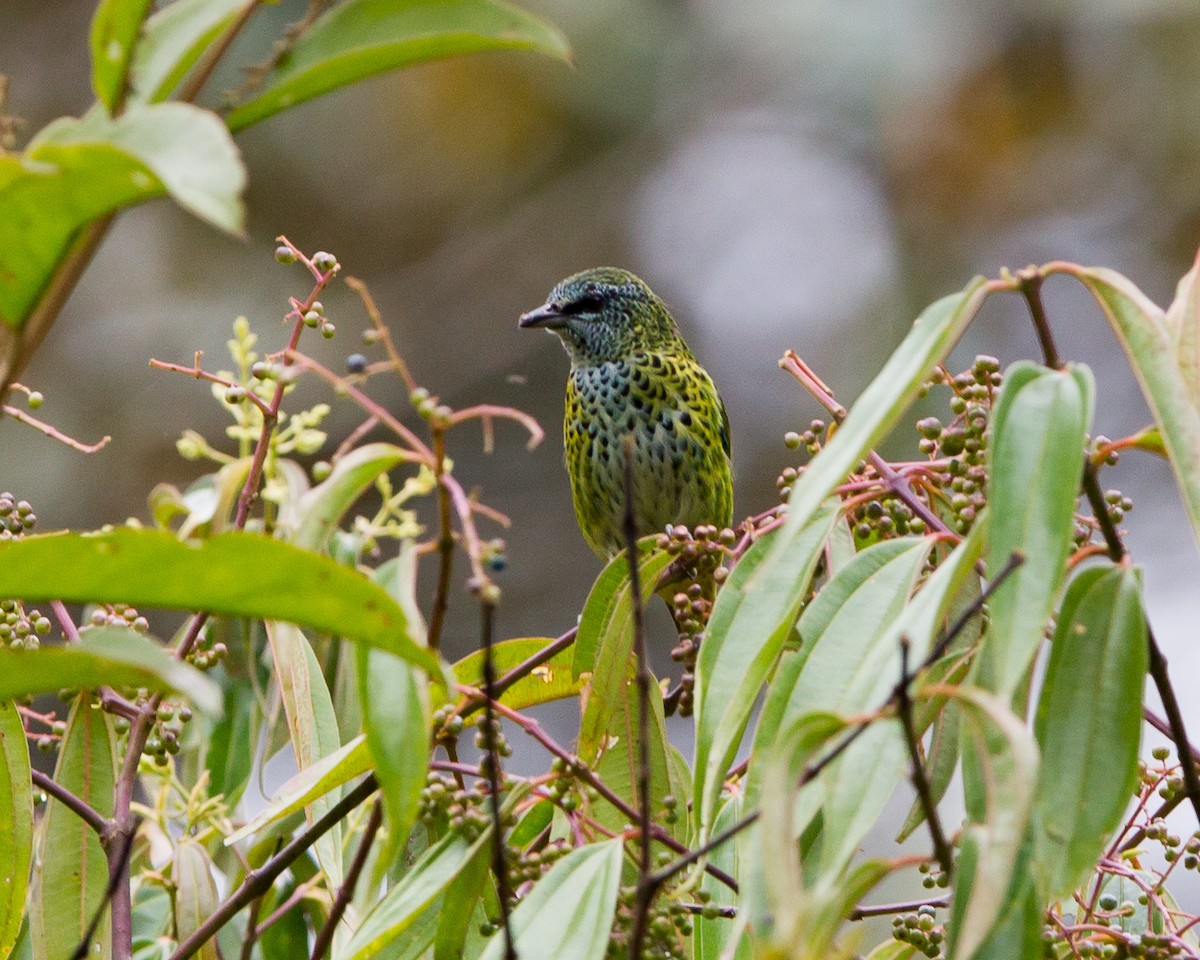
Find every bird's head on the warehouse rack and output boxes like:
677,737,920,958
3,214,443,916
518,267,685,366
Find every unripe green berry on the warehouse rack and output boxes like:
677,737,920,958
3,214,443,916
274,245,296,264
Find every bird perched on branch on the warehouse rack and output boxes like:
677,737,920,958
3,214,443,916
519,267,733,559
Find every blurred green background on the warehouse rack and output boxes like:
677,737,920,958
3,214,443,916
5,0,1200,894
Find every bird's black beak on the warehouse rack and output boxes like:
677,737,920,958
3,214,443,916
518,302,567,329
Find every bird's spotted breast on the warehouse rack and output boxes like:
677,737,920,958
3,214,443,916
564,350,733,556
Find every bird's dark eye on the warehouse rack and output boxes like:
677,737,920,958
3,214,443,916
561,294,606,316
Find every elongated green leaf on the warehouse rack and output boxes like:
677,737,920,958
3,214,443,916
0,704,32,960
945,688,1038,960
290,443,414,552
265,621,343,888
964,877,1043,960
1050,258,1200,553
130,0,245,103
448,636,580,712
573,540,672,679
31,698,119,960
0,529,438,672
773,278,989,544
981,362,1093,700
172,840,220,960
91,0,154,110
364,547,432,867
1032,563,1146,900
0,626,219,713
694,795,749,960
346,784,529,960
575,542,673,762
693,507,836,840
478,838,624,960
226,0,571,132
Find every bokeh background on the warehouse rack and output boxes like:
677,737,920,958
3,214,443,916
6,0,1200,905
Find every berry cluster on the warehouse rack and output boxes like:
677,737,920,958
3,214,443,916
141,701,193,767
417,772,500,842
2,599,51,649
653,524,735,716
88,603,150,633
500,837,571,889
181,625,228,672
0,493,35,538
431,704,466,743
918,859,951,890
604,887,699,960
891,904,944,958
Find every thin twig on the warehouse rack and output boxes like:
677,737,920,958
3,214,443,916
427,429,455,654
169,776,378,960
2,403,111,452
1015,268,1063,370
177,0,265,103
308,799,384,960
896,638,954,880
624,435,655,960
479,596,517,960
32,769,107,835
850,896,950,920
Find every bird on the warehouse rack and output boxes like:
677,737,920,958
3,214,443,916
518,267,733,559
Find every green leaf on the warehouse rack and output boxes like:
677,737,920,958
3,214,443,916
1051,258,1200,554
945,688,1038,960
692,507,836,841
32,104,246,232
575,541,673,763
130,0,245,103
172,840,220,960
226,0,571,132
363,546,432,868
772,277,989,543
265,622,344,888
225,735,370,846
1032,563,1146,900
478,838,624,960
290,443,414,552
0,704,32,960
980,362,1093,700
0,103,245,331
91,0,154,111
0,528,439,673
30,698,119,960
448,636,581,712
0,626,220,714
